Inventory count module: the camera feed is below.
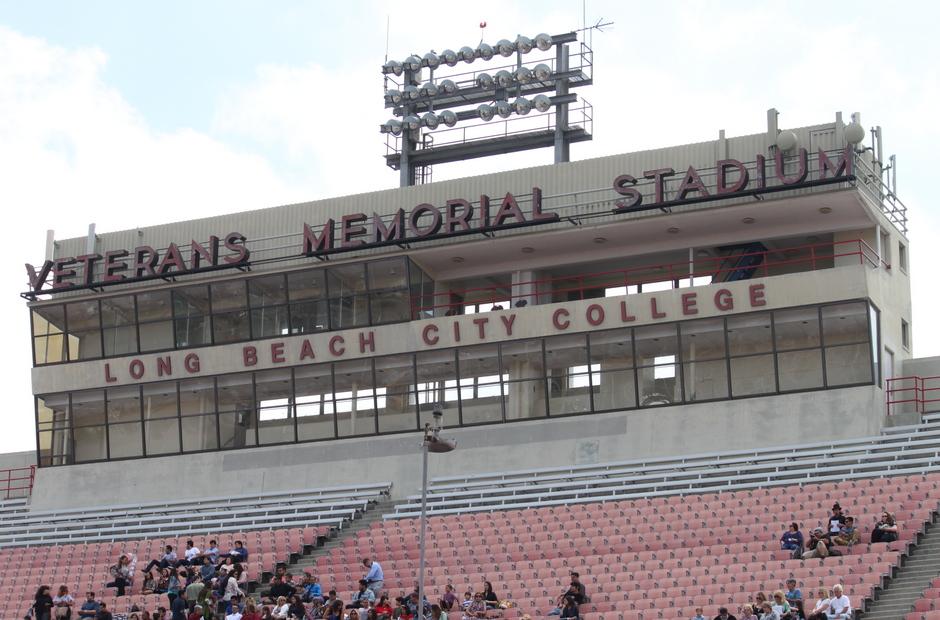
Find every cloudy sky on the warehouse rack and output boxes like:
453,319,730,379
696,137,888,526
1,1,938,455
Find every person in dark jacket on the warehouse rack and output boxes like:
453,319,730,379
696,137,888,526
34,585,54,620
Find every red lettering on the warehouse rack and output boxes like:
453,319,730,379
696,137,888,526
444,200,474,234
189,236,219,269
818,146,853,179
472,317,489,339
104,363,117,383
553,308,571,330
133,246,159,278
157,356,172,377
715,289,734,311
422,324,439,346
102,250,129,282
359,331,375,353
675,165,710,200
271,342,286,363
373,209,405,243
329,335,345,356
299,339,316,360
409,204,443,238
643,168,676,204
156,243,186,275
341,213,368,247
620,301,636,322
223,232,250,264
243,346,258,367
51,258,77,289
453,321,461,342
613,174,641,210
529,187,558,222
749,283,766,307
26,261,54,292
774,148,809,185
650,298,667,319
586,304,605,326
129,359,145,380
716,159,749,194
500,314,516,336
184,353,200,373
302,220,335,255
492,192,526,227
75,254,101,286
681,292,698,316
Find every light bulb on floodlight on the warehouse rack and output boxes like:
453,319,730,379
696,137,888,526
478,104,495,122
775,130,798,151
533,63,552,81
386,90,403,104
423,52,440,69
477,43,494,61
496,39,514,57
440,110,457,127
385,119,403,136
513,97,532,115
383,60,403,76
403,115,421,130
439,79,457,95
420,81,439,97
514,67,532,84
534,33,553,51
495,100,512,119
495,70,513,88
845,122,866,145
476,72,495,89
459,46,476,63
441,49,458,67
533,94,552,112
404,85,420,100
423,112,440,130
516,35,533,53
404,55,422,72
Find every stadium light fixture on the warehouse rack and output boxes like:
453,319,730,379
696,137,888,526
516,35,533,53
386,89,403,104
441,49,459,66
440,110,458,127
459,46,475,62
534,32,553,51
383,60,403,76
478,104,496,121
476,72,495,89
383,119,403,136
403,115,421,131
404,85,419,100
403,55,422,72
423,52,440,69
495,100,513,119
513,97,532,115
533,94,552,112
439,79,457,94
495,70,513,88
514,66,533,83
496,39,515,57
420,82,439,98
477,42,494,61
422,112,440,130
533,63,552,81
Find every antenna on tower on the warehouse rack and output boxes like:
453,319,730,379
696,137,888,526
383,15,391,92
479,20,487,44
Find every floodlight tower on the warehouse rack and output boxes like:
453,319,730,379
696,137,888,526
380,30,595,187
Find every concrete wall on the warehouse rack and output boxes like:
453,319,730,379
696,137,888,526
0,451,36,470
28,384,882,510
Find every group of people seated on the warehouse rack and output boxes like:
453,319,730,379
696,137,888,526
691,582,852,620
780,503,899,560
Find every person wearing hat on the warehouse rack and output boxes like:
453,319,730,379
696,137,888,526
825,504,846,541
713,607,737,620
801,528,829,559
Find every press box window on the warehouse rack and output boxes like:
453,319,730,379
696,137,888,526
902,319,910,350
898,242,908,273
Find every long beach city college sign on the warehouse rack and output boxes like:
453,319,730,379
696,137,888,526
24,147,852,296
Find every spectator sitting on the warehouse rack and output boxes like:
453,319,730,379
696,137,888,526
547,572,587,615
260,605,275,620
188,605,203,620
77,592,100,619
757,602,778,620
348,580,377,609
769,591,791,619
430,604,447,620
376,595,393,619
202,540,220,565
831,517,860,547
271,597,290,620
691,607,706,620
199,558,216,584
738,604,757,620
106,553,137,597
802,529,829,560
779,523,803,557
143,546,179,574
805,587,830,620
97,602,113,620
752,594,767,612
181,541,201,567
33,585,53,620
783,580,802,618
460,593,473,611
825,585,851,620
241,601,262,620
480,582,498,610
287,595,305,619
53,584,74,618
303,575,323,603
712,607,737,620
223,541,249,564
266,576,295,603
439,585,457,612
824,504,846,542
871,512,899,543
463,593,488,620
559,597,578,620
326,600,344,620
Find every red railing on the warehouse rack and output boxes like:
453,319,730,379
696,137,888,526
416,238,884,315
886,376,940,416
0,465,35,500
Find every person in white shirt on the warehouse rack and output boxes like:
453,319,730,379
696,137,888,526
184,540,202,565
273,596,291,619
225,609,243,620
805,587,830,620
826,585,851,620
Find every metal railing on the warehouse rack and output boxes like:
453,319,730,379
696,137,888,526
887,375,940,415
0,465,35,500
415,238,883,315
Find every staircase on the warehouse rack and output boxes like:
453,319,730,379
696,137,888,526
863,512,940,619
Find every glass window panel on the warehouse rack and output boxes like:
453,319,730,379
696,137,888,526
37,395,70,431
212,310,250,344
500,340,544,378
375,354,417,433
173,286,210,318
682,360,728,401
334,359,376,437
370,290,411,324
730,354,776,397
416,349,459,429
822,302,869,346
545,335,592,416
727,313,773,356
774,307,821,351
143,382,178,420
219,410,257,449
211,280,247,312
825,343,873,386
634,324,679,366
637,364,681,406
38,429,71,466
501,340,545,420
66,301,100,331
870,304,880,387
777,349,824,391
179,378,216,416
592,368,637,410
680,318,726,362
329,295,370,329
458,344,504,424
174,315,211,348
138,320,174,352
367,258,408,290
71,390,106,427
217,373,254,412
248,274,288,308
183,414,219,452
38,397,71,466
256,369,294,444
73,426,107,463
107,386,141,423
251,305,290,338
108,422,143,459
289,300,329,334
295,365,336,441
287,269,327,301
327,263,367,296
145,418,180,456
100,296,135,327
137,291,173,322
34,335,67,365
33,305,65,336
103,325,138,357
68,329,102,361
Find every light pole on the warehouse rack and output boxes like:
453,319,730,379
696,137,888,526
417,410,456,620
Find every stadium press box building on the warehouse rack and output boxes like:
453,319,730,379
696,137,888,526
21,111,926,508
